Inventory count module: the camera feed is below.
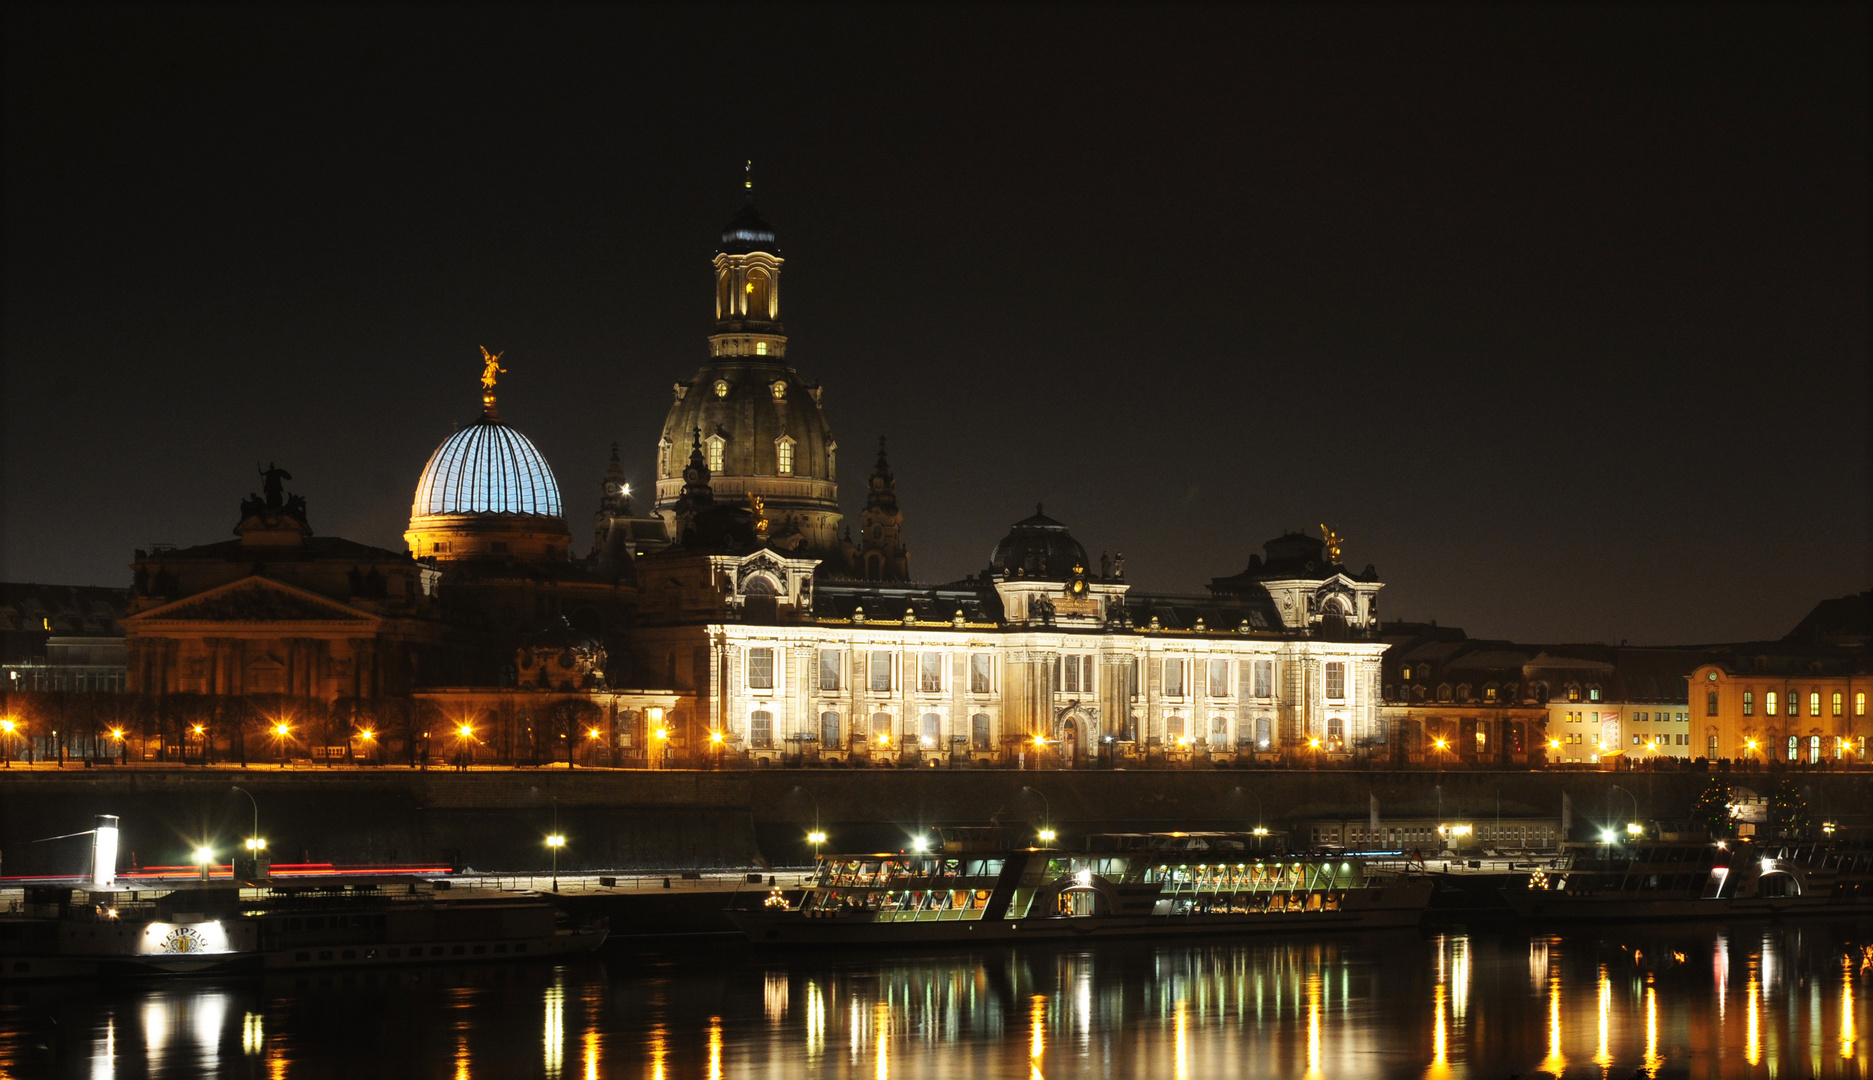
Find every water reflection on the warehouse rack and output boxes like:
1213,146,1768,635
3,920,1868,1078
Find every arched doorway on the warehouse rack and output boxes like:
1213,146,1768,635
1060,717,1082,768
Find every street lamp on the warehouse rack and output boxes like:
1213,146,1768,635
231,786,263,855
272,721,291,768
545,834,565,893
1432,737,1449,768
194,845,215,882
807,830,828,859
1037,828,1057,845
1,717,16,767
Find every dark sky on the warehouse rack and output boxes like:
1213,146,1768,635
4,6,1867,646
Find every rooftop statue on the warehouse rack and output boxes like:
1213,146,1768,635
479,346,506,390
258,462,292,508
1320,524,1344,563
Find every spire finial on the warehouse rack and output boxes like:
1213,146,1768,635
744,159,754,202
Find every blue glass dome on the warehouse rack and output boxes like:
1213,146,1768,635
412,415,562,518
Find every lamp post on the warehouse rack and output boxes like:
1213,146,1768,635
1608,784,1640,842
546,834,565,893
1432,736,1450,769
194,845,215,882
1230,786,1266,840
1020,785,1052,846
272,721,291,768
1,717,16,768
357,727,376,766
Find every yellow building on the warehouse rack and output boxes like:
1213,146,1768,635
1692,660,1869,764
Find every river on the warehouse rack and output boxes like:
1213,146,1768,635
2,920,1868,1078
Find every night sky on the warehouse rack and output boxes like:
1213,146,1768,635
3,6,1866,645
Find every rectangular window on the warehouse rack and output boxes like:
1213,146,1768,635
1166,715,1186,739
870,712,893,742
1632,734,1641,746
1706,691,1718,716
971,713,991,750
1325,662,1345,701
1207,659,1231,698
1858,692,1867,717
1162,658,1185,697
1787,693,1799,717
1251,660,1273,698
869,651,894,693
1484,685,1497,702
746,648,775,690
820,711,842,745
1832,692,1843,716
706,439,724,474
749,710,773,749
1764,691,1774,716
919,712,941,746
1743,691,1755,716
919,652,944,694
776,440,794,475
818,650,844,692
970,653,993,694
1809,691,1821,716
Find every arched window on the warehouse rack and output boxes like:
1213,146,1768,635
971,713,992,750
870,711,893,745
1210,715,1229,742
1456,683,1472,701
747,269,772,319
1437,684,1453,703
919,713,941,747
775,436,795,475
1566,684,1581,703
705,434,725,474
1166,715,1186,740
749,710,773,749
820,711,841,745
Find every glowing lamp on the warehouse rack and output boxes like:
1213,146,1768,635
1308,737,1320,749
193,846,214,865
0,719,14,734
245,837,267,851
807,831,827,844
588,728,602,740
359,729,376,741
653,728,670,741
910,836,928,852
272,723,288,737
1433,738,1448,750
1037,828,1057,843
1600,829,1617,843
110,729,125,740
709,731,725,745
1625,823,1643,836
1252,827,1269,836
545,835,565,849
456,723,473,739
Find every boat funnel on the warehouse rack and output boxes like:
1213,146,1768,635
91,815,119,888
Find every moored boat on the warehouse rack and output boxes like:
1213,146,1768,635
729,832,1433,945
1502,838,1873,921
0,878,607,982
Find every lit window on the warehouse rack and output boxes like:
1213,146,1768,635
970,653,993,694
820,711,841,744
1162,659,1185,697
1765,691,1776,716
749,710,773,749
746,648,775,690
1252,660,1272,698
818,650,843,692
971,713,992,749
919,652,944,694
1809,691,1821,716
775,439,794,475
1208,659,1231,697
1858,692,1867,716
869,651,894,693
1787,736,1799,762
1632,734,1641,746
756,342,769,356
1832,691,1843,716
1786,693,1798,717
1167,715,1186,739
1484,685,1497,702
1061,655,1092,694
713,379,729,398
1588,686,1601,703
706,436,724,474
1743,691,1755,716
1567,685,1580,703
920,713,941,745
1325,662,1345,700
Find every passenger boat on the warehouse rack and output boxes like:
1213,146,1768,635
1502,838,1873,921
0,878,608,981
729,832,1434,945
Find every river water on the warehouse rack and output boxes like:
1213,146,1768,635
2,921,1868,1079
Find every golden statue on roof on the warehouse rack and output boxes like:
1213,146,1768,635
479,347,506,390
749,493,769,539
1320,523,1344,563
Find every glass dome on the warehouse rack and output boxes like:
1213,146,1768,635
412,415,562,518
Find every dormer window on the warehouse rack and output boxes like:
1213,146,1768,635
705,435,725,473
775,435,796,475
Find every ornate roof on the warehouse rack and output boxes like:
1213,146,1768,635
989,506,1089,580
719,203,779,255
412,413,562,519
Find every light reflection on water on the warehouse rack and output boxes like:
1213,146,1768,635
0,922,1867,1078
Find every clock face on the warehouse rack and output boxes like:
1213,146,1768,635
1707,672,1718,682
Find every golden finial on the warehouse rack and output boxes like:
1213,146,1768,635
748,493,769,539
478,346,506,412
1320,523,1344,563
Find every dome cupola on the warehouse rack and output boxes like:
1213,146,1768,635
989,505,1089,580
405,349,571,562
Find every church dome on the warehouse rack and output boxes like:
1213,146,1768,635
989,507,1089,580
412,414,562,518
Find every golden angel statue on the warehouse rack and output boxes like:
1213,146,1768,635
748,493,769,538
479,347,506,390
1320,524,1344,563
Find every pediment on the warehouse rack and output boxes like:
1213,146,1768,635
131,576,375,624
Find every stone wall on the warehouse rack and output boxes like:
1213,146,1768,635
2,768,1865,876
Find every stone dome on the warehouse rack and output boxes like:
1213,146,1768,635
412,414,562,517
654,358,841,555
989,507,1089,580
